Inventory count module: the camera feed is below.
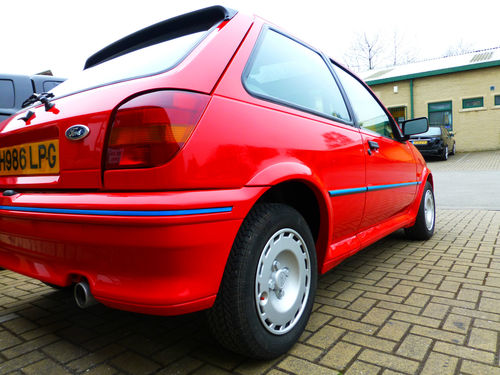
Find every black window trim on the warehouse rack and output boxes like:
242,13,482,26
241,25,355,127
328,59,406,142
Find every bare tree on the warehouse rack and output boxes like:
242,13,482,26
442,39,473,57
391,31,417,66
343,32,384,72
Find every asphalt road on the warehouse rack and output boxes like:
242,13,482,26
427,151,500,210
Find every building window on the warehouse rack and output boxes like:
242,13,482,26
495,95,500,106
428,101,452,130
462,97,483,109
389,106,406,125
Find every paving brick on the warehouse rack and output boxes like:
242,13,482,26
348,297,377,313
410,325,465,344
336,288,365,302
330,318,378,336
392,312,441,328
479,297,500,314
434,341,495,364
345,360,381,375
318,305,363,321
375,277,400,289
420,352,458,375
404,293,430,307
358,349,419,374
2,333,59,359
468,327,498,352
234,357,280,375
22,358,71,375
431,296,476,309
396,334,432,360
320,341,361,370
461,360,500,375
343,332,395,352
473,318,500,331
442,313,472,334
457,288,480,302
307,325,344,348
0,351,45,374
305,312,332,332
42,340,88,363
361,308,392,325
377,301,421,315
288,343,322,361
0,330,23,350
278,357,336,375
451,306,500,322
157,357,203,375
377,320,410,341
110,352,161,375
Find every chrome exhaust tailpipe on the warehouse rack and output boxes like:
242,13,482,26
74,281,98,308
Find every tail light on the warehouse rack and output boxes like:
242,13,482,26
105,90,210,170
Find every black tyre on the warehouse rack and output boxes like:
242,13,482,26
451,142,456,155
405,182,435,240
441,146,449,161
207,203,317,359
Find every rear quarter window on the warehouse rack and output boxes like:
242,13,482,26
0,80,15,108
243,29,350,122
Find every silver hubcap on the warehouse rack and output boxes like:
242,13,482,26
424,190,435,230
255,228,311,335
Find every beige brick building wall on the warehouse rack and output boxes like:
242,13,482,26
370,67,500,152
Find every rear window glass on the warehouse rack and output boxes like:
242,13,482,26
43,81,63,92
421,127,442,136
0,80,15,108
243,29,350,122
51,30,207,97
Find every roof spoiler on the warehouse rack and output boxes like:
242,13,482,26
84,5,237,70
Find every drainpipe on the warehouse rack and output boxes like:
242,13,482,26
410,79,414,119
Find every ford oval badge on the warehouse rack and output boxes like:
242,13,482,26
65,125,90,141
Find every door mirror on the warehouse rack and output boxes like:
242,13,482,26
449,131,455,137
402,117,428,136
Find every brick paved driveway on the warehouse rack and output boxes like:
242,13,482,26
1,153,499,374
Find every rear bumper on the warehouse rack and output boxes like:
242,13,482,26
415,146,443,157
0,187,264,315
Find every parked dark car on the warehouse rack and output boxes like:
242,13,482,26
410,125,456,160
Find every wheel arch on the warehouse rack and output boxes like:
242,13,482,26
250,177,332,273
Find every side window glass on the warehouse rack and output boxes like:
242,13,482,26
332,65,395,139
244,29,350,122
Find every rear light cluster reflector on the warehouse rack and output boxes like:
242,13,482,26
105,90,210,170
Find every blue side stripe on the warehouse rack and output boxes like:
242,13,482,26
329,187,367,197
367,181,421,192
329,181,420,197
0,205,233,217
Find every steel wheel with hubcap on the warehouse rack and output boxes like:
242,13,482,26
255,228,311,335
207,203,317,359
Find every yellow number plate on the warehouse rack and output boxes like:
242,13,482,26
0,140,59,176
412,140,428,145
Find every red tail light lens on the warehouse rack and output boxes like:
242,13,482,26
105,91,210,170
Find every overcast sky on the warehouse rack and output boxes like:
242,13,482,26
1,0,498,77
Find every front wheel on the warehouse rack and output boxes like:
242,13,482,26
441,146,449,161
405,182,435,240
207,203,317,359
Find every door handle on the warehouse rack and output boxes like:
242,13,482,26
367,140,379,155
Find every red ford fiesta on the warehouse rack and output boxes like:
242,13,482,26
0,6,434,358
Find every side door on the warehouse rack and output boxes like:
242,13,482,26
331,64,418,232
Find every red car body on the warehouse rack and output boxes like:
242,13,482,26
0,7,431,323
